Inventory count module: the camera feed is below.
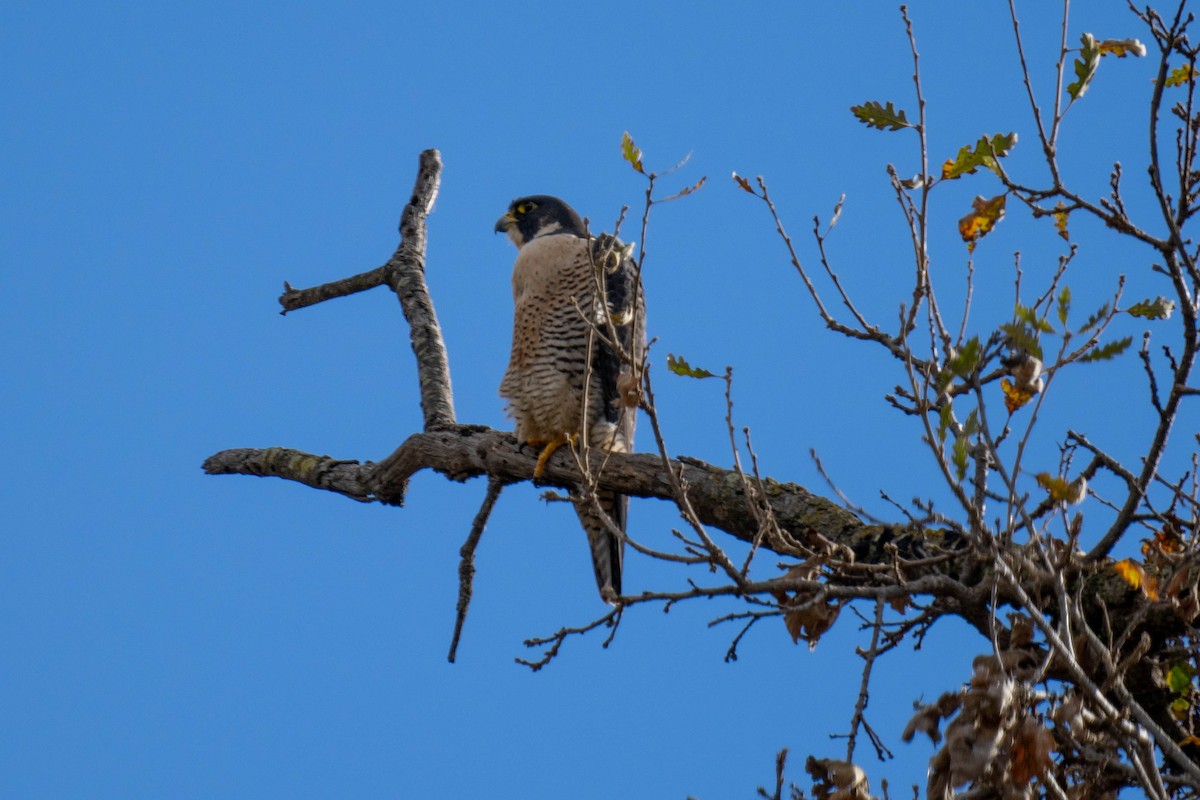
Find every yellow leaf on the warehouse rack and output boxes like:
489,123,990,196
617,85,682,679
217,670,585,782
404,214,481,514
1097,38,1147,58
1053,201,1069,241
1114,559,1161,600
1037,472,1086,504
1167,64,1198,88
1001,376,1035,413
1036,473,1071,501
620,131,644,174
958,194,1007,252
1114,558,1145,590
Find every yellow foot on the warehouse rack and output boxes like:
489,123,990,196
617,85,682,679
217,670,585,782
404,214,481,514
532,433,577,478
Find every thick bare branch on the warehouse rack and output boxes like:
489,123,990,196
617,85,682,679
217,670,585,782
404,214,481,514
204,425,863,552
381,426,866,551
386,149,455,431
202,447,373,502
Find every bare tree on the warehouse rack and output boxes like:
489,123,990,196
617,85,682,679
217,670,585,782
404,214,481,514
204,2,1200,797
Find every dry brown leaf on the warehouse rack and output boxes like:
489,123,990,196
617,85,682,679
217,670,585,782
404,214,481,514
902,694,961,744
1009,721,1055,783
1142,526,1185,557
784,600,840,649
1009,615,1034,648
806,756,871,800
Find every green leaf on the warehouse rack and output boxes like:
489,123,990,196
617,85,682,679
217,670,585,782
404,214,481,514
1078,303,1111,334
952,433,969,482
1166,64,1198,88
1079,336,1133,363
950,410,979,483
1000,322,1044,361
941,133,1018,180
1015,304,1055,334
1168,663,1195,694
1127,296,1175,320
850,100,912,132
937,403,953,444
946,336,982,379
621,131,644,174
1068,33,1101,100
666,353,716,379
1057,287,1071,326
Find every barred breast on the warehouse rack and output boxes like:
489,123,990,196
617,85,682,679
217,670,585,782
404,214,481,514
500,234,605,445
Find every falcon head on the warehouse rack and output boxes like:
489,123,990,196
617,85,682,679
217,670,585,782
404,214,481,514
494,195,586,248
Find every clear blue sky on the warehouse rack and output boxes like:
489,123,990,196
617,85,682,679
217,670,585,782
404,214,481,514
2,2,1175,797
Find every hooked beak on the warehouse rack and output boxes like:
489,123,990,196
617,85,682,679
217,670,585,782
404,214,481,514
494,211,517,234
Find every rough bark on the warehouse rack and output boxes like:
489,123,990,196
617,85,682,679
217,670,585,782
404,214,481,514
203,425,861,548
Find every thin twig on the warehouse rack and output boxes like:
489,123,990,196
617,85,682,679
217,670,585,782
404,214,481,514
844,599,887,762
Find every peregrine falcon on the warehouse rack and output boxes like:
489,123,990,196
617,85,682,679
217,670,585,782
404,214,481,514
495,195,644,601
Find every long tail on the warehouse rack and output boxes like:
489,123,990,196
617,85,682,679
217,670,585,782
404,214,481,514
574,488,626,602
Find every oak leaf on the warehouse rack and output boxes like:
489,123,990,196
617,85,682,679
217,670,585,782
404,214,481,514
1068,33,1101,100
666,353,716,379
620,131,644,174
958,194,1006,252
1053,201,1070,241
941,133,1017,180
850,100,911,131
1001,377,1036,414
1097,38,1147,57
1166,64,1198,88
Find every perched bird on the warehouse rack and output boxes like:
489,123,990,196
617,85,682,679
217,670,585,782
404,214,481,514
495,195,644,601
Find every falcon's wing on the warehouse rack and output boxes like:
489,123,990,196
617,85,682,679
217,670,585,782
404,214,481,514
591,233,644,451
578,234,645,600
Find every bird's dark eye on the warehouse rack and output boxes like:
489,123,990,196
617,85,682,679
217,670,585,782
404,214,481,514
515,201,537,215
